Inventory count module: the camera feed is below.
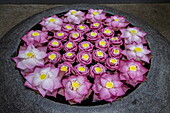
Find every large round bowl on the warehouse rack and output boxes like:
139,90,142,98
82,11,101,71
0,4,169,113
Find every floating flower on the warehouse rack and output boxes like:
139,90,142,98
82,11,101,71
58,62,73,76
76,24,90,34
108,46,122,58
101,27,114,38
119,59,148,87
62,24,75,32
105,57,120,71
93,49,108,63
13,45,47,70
120,27,147,44
90,22,103,30
63,41,78,52
78,41,94,52
77,51,92,65
90,63,106,78
61,75,91,104
64,10,85,24
86,30,101,42
54,31,68,41
74,63,89,76
21,30,48,45
69,31,84,42
95,39,110,51
48,39,63,51
40,15,63,31
122,43,151,63
62,51,76,64
86,9,106,22
109,36,123,45
105,15,129,30
46,52,61,63
92,73,127,102
24,64,62,97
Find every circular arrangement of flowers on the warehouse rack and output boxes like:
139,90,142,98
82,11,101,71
13,9,151,105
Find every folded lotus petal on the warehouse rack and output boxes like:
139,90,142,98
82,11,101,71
37,86,47,97
42,78,54,92
32,76,42,86
77,85,88,95
58,88,64,96
113,81,123,87
46,89,58,97
53,78,62,89
65,89,76,100
141,55,150,63
109,88,117,96
99,88,111,99
114,88,125,96
24,81,36,90
100,77,108,87
76,76,85,84
17,61,27,70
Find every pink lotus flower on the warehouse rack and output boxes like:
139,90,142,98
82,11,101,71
40,15,63,31
120,27,147,44
92,73,128,102
58,62,73,76
86,30,101,42
78,41,94,52
13,45,47,70
108,46,122,58
74,63,89,76
24,64,62,97
119,59,148,87
64,10,85,24
76,24,90,34
62,51,76,64
105,15,129,30
46,52,61,63
101,27,114,38
90,63,106,78
62,24,75,32
77,51,92,65
63,41,78,52
86,9,106,22
69,31,84,42
59,75,91,104
90,22,103,30
93,49,108,63
48,39,63,51
105,57,120,71
95,39,110,51
54,31,68,41
109,36,123,45
122,43,151,63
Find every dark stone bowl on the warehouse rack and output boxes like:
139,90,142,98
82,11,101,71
0,4,169,113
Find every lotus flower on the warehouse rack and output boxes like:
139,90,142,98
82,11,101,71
108,46,122,58
86,9,106,22
62,24,75,32
120,27,147,44
58,62,73,76
90,22,103,30
48,39,63,51
101,27,114,38
74,63,89,76
46,52,61,63
69,31,84,42
76,24,90,34
93,49,108,63
92,73,128,102
63,41,78,52
105,57,120,71
78,41,94,52
64,10,85,24
122,43,151,63
40,15,63,31
21,30,48,45
95,39,110,51
62,51,76,64
54,31,68,41
24,64,62,97
109,36,123,45
77,51,92,65
90,63,106,78
59,75,91,104
119,59,148,87
13,45,47,70
86,30,101,42
105,15,129,30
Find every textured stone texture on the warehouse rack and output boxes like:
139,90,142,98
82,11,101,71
0,4,170,113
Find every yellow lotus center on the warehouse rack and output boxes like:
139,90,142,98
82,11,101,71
57,33,64,37
49,18,56,22
90,32,97,36
96,51,104,57
48,54,56,60
71,10,77,15
114,19,119,21
134,47,142,52
66,52,73,57
71,81,80,90
95,67,102,73
72,33,79,38
104,29,111,34
39,74,47,80
99,41,106,46
65,25,72,29
60,66,68,72
130,30,137,34
32,32,40,37
79,25,85,30
111,37,118,40
93,23,99,27
78,66,86,72
109,59,117,64
105,82,114,88
113,49,120,54
26,52,35,58
66,42,73,48
52,41,58,46
82,43,89,48
129,65,137,71
82,54,89,60
93,11,99,15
